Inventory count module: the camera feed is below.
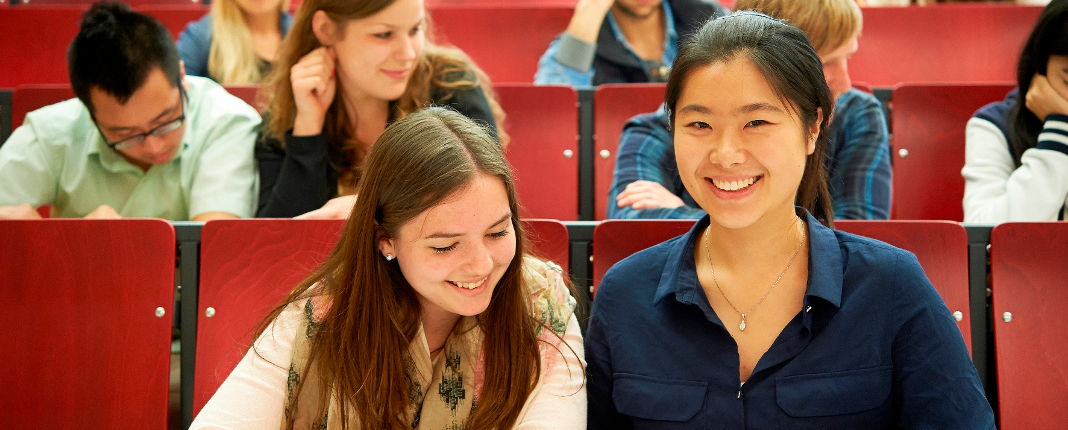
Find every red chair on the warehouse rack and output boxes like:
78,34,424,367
496,84,579,220
0,5,205,87
0,7,83,87
591,219,696,297
835,220,971,350
593,83,666,220
890,83,1015,221
0,219,175,429
523,218,569,273
990,222,1068,430
11,84,74,129
428,5,573,84
852,5,1041,86
193,219,344,416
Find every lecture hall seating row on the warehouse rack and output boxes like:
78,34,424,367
1,218,1065,429
0,82,1017,222
0,4,1043,87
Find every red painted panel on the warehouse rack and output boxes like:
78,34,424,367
0,5,208,87
890,83,1015,221
0,219,175,429
194,219,344,416
0,7,82,87
523,218,569,273
991,222,1068,430
593,84,666,220
836,220,971,351
496,84,579,220
852,5,1041,86
591,219,696,297
428,5,573,84
12,84,74,128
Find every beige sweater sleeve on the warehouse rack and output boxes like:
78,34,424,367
516,314,588,429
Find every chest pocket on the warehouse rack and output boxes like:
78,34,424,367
775,366,893,428
612,373,707,423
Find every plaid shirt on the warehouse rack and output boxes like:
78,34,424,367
607,89,892,220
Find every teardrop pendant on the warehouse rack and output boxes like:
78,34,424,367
739,315,747,331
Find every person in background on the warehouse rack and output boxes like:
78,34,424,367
608,0,891,220
586,12,994,428
534,0,726,86
256,0,506,219
0,1,259,221
177,0,294,84
962,0,1068,222
192,107,585,430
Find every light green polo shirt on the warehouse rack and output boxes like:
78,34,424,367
0,76,260,220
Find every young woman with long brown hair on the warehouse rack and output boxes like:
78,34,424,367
255,0,507,219
192,107,584,429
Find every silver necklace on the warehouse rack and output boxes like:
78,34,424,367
703,221,806,331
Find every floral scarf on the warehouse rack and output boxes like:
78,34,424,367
281,256,576,429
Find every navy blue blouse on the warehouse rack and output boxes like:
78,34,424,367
586,211,994,429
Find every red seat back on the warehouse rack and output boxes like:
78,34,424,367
991,222,1068,430
0,219,175,429
12,84,75,128
591,219,696,297
0,7,82,87
523,218,569,273
593,83,666,220
194,219,344,416
836,220,971,350
429,5,572,84
890,83,1015,221
0,5,206,87
496,84,579,220
851,5,1041,86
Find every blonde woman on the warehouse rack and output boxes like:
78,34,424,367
177,0,293,84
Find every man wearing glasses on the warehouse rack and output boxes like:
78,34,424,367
0,1,260,220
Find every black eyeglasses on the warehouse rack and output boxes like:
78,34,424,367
95,86,186,150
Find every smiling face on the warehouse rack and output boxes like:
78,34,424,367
90,67,185,171
327,0,426,104
673,57,819,230
379,173,517,326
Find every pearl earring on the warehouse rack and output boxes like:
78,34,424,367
385,254,394,261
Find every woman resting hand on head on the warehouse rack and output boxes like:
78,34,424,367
177,0,294,84
192,107,585,430
963,0,1068,222
586,12,994,429
255,0,507,219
